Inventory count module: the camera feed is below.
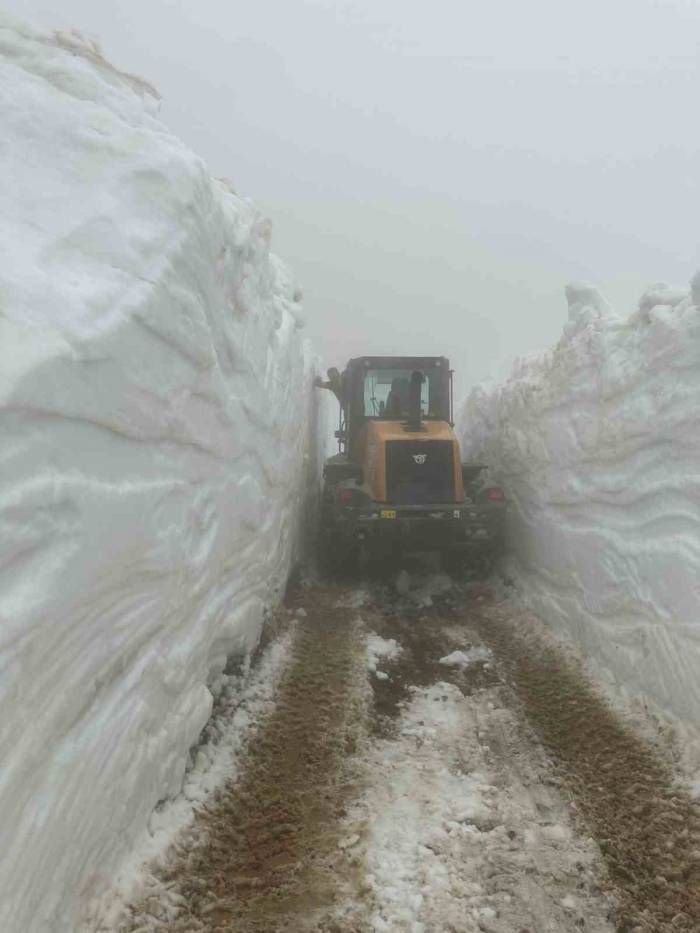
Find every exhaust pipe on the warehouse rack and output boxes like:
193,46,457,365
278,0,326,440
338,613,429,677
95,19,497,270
407,369,425,432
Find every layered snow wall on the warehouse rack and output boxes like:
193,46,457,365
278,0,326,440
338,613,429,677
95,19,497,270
0,18,321,932
461,277,700,765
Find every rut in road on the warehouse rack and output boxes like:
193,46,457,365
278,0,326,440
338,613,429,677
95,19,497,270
464,592,700,933
359,578,615,932
121,586,368,933
360,579,700,931
118,575,700,933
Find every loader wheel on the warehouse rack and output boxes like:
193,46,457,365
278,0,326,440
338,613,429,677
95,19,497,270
317,527,358,580
442,551,466,579
471,552,494,580
443,550,493,581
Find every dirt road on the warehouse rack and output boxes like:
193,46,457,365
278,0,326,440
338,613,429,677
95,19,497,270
115,573,700,932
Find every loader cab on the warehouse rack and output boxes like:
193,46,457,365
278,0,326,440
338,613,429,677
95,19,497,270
340,356,453,461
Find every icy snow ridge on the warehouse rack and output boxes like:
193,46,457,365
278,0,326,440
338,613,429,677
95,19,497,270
460,278,700,762
0,17,321,933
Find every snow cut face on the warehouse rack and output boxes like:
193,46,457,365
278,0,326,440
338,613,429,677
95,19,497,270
460,275,700,763
0,16,323,933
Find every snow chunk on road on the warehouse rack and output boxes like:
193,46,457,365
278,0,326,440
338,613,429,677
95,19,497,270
389,569,455,605
439,646,493,668
334,589,369,609
366,633,402,673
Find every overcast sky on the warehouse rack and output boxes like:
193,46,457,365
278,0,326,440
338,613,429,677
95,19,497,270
7,0,700,397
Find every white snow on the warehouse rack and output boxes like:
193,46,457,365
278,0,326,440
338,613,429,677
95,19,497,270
461,277,700,771
439,646,493,668
393,569,454,607
348,681,613,932
0,17,322,933
366,633,402,672
409,572,454,608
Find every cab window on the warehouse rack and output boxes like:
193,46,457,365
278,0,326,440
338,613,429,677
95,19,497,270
363,368,435,418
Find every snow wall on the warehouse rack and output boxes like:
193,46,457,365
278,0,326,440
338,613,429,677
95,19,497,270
461,277,700,766
0,18,323,932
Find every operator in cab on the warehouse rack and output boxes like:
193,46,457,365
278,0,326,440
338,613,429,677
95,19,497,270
385,377,410,417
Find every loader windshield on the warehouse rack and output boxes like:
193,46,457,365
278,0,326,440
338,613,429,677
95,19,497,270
363,368,436,418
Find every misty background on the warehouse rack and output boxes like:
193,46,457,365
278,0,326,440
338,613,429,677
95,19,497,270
6,0,699,399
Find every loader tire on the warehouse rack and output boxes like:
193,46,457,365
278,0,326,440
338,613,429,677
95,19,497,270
443,550,493,581
318,526,358,580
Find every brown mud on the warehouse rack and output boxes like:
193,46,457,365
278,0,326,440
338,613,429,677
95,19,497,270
364,584,500,735
463,592,700,933
122,586,368,933
120,577,700,933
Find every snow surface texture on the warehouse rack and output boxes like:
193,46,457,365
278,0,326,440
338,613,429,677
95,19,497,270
366,632,402,673
353,680,613,932
460,277,700,770
439,646,493,668
0,17,321,933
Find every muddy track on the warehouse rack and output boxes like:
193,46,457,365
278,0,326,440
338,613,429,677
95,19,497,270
361,577,700,930
463,595,700,932
122,587,368,933
365,587,501,734
118,577,700,933
353,580,617,932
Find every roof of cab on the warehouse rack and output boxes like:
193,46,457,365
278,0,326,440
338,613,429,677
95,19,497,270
346,355,449,370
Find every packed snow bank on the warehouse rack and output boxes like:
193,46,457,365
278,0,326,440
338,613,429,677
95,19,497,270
461,276,700,765
0,17,322,933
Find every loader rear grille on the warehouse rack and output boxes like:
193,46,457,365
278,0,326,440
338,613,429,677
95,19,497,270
385,440,455,504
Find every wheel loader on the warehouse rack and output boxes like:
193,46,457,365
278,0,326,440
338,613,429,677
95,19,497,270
315,356,505,574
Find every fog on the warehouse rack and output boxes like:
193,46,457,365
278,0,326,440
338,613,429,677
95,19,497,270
7,0,699,397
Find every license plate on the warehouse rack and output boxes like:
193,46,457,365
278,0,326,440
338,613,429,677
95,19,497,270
380,510,397,519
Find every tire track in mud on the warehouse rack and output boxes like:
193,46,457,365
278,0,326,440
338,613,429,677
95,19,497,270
121,587,368,933
465,594,700,932
118,576,700,933
353,580,616,932
365,584,501,736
